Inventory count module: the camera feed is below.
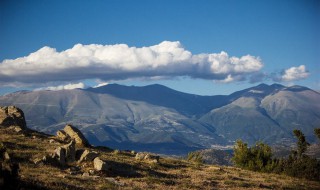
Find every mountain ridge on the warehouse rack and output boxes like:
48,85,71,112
0,83,319,155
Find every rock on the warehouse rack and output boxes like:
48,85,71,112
3,152,10,160
113,149,120,154
89,169,95,175
82,172,90,177
135,152,146,160
33,158,43,165
0,106,26,128
62,140,76,162
144,154,160,163
135,152,160,163
56,130,70,142
49,139,55,144
131,150,136,155
63,124,90,147
54,147,66,165
78,150,99,162
8,125,23,133
93,157,108,171
76,149,85,160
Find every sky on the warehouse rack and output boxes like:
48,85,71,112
0,0,319,95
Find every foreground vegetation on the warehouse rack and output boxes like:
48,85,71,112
1,127,320,190
233,128,320,181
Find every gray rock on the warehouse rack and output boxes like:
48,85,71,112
63,125,90,147
93,157,108,171
144,154,160,163
135,152,146,160
3,151,10,160
33,158,43,165
82,172,90,177
76,149,85,160
54,147,66,165
78,149,99,162
8,125,23,133
0,106,26,129
62,140,76,162
56,130,70,142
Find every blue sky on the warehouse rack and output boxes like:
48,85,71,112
0,0,319,95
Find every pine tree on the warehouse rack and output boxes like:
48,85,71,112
293,129,309,157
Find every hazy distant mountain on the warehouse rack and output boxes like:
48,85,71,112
0,83,319,155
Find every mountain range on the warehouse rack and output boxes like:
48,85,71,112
0,83,319,155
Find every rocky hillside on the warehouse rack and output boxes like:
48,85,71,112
0,83,319,155
1,107,320,190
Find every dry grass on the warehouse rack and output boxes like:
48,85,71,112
1,127,320,190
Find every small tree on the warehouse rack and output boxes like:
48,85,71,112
232,140,250,168
293,129,309,157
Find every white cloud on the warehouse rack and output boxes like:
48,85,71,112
281,65,309,81
216,74,234,83
0,41,263,85
35,82,86,91
93,82,109,88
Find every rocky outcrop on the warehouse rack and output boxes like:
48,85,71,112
0,106,26,129
53,140,76,165
56,124,90,147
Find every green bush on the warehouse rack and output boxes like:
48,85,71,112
232,140,276,172
232,128,320,181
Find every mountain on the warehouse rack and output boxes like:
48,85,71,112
0,83,319,155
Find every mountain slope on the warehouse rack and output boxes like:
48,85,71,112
0,83,319,154
200,84,320,145
0,88,226,154
86,84,228,116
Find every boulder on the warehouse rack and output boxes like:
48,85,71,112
76,149,85,160
93,157,108,171
62,140,76,162
135,152,160,163
135,152,146,160
8,125,23,133
3,151,10,161
62,124,90,147
144,154,160,163
78,150,99,162
56,130,70,141
54,147,66,165
0,106,26,128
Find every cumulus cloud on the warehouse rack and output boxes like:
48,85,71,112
281,65,309,81
35,82,86,91
0,41,263,85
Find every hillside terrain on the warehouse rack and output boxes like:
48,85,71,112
1,121,320,189
0,83,319,155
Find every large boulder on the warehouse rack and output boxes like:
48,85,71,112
62,140,76,162
78,150,99,163
58,124,90,147
0,106,26,128
93,157,108,171
54,147,66,165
